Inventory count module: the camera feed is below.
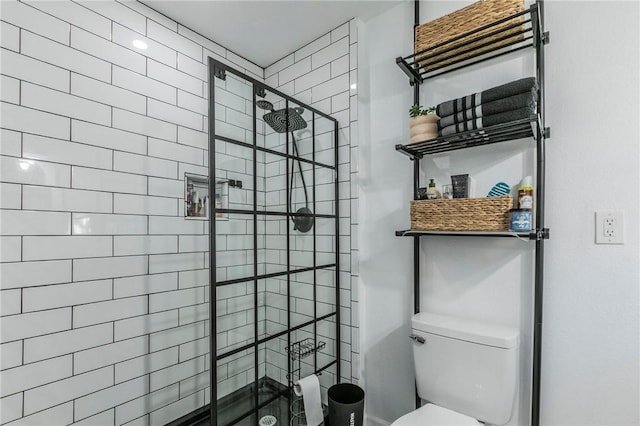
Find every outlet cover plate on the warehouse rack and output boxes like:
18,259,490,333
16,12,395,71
595,210,624,244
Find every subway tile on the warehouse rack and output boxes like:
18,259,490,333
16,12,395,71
0,260,71,290
0,129,21,157
23,133,112,170
178,235,208,253
73,295,148,328
149,253,204,274
79,0,146,35
148,176,183,198
23,185,112,214
148,138,203,165
0,183,21,209
71,120,147,155
148,99,203,131
112,66,176,105
71,73,146,115
1,308,70,343
0,341,22,370
0,236,21,263
74,376,148,422
177,90,208,116
178,336,208,361
177,53,207,81
0,354,71,398
73,255,147,282
22,236,111,261
114,151,178,179
278,56,311,85
72,167,147,195
0,289,21,316
294,64,331,94
178,25,225,59
0,102,70,140
331,92,350,113
147,20,201,61
115,347,178,384
350,43,358,69
22,279,112,312
178,126,208,150
265,54,294,79
0,75,19,103
178,303,208,326
112,23,176,68
178,269,208,289
23,323,112,364
331,22,349,43
1,1,69,44
72,213,147,235
21,82,111,126
113,193,177,216
113,273,178,298
71,26,145,74
312,37,349,70
24,0,110,39
149,321,205,352
226,51,262,79
178,163,208,179
331,55,350,79
148,389,203,425
149,287,204,313
72,408,113,426
113,108,178,142
311,74,349,103
23,366,113,416
0,210,70,236
179,370,208,398
0,156,70,188
149,355,204,392
114,235,178,256
295,33,331,62
114,383,179,426
114,310,179,342
148,59,202,96
0,22,19,51
74,336,148,375
21,31,110,83
1,393,22,424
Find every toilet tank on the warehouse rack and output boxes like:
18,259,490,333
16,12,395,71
411,313,519,425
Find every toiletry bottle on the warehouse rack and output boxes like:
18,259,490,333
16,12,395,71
518,176,533,209
426,179,441,199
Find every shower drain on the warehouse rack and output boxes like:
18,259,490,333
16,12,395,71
259,415,277,426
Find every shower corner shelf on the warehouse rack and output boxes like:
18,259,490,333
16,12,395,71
286,338,326,361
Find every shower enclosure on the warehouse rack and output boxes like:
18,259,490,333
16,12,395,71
201,58,340,426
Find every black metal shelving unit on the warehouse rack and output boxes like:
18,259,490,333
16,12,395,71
399,2,549,426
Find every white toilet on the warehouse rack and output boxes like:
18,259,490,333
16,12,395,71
392,312,519,426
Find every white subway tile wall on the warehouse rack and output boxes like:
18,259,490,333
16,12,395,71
1,2,359,423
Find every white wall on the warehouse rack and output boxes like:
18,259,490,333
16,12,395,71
358,1,639,425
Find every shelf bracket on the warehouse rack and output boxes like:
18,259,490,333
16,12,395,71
544,127,551,138
396,57,423,86
529,228,550,240
542,31,550,45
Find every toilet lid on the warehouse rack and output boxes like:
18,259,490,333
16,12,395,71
392,403,480,426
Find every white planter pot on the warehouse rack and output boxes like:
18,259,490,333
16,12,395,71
409,113,439,143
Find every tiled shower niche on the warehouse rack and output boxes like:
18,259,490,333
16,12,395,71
210,59,339,425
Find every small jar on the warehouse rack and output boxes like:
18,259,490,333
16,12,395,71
510,209,532,232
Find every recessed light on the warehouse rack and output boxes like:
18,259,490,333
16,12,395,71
132,39,148,50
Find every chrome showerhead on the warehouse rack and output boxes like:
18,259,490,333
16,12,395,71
256,100,274,110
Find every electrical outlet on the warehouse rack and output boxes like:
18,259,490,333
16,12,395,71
595,210,624,244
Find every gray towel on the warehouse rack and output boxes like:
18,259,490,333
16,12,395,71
438,91,536,130
438,107,535,136
436,77,537,117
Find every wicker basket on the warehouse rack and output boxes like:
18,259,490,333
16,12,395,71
411,196,513,231
415,0,525,72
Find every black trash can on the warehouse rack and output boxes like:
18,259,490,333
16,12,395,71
327,383,364,426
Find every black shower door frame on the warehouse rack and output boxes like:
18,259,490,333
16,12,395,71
207,58,340,425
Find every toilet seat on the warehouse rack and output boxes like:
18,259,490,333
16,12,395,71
391,403,480,426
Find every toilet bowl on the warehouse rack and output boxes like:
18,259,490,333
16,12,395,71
392,403,480,425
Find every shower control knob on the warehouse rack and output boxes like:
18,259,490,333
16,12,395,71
409,334,425,344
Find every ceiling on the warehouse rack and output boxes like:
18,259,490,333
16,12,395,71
141,0,405,69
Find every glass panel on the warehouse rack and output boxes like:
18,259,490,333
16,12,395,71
216,281,255,356
216,347,256,426
290,156,314,224
261,277,287,338
260,215,287,276
316,317,337,372
289,324,316,383
290,222,314,270
214,139,254,211
316,267,337,319
259,151,287,213
290,100,313,163
290,271,314,329
314,165,335,216
215,213,254,283
214,71,254,143
314,114,336,168
315,218,336,267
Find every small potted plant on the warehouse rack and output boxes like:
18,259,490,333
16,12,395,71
409,104,438,143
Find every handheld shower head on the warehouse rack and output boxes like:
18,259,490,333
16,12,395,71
256,100,274,110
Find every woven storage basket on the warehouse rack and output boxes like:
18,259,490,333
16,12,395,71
411,196,513,231
415,0,525,71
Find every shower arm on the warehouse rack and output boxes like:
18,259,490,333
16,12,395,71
289,132,309,212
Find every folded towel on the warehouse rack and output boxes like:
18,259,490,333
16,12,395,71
438,91,536,130
439,107,534,136
436,77,537,117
